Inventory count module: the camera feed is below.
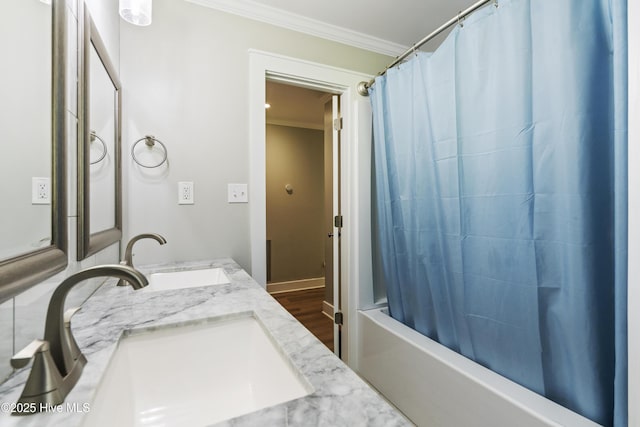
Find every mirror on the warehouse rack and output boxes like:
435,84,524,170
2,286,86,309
0,0,67,303
77,6,122,260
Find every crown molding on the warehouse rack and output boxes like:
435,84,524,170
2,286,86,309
184,0,407,57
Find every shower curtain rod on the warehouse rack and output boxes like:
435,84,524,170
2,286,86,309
357,0,497,96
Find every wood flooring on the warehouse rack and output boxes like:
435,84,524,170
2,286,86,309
271,287,334,352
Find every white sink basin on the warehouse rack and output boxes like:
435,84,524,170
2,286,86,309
143,267,230,292
83,314,312,426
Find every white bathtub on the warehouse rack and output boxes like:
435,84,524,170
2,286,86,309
357,307,600,427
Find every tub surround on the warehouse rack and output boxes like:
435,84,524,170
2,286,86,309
0,259,410,426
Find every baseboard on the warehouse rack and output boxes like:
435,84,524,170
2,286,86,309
267,277,325,294
322,300,334,320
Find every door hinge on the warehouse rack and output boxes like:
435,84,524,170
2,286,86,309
333,117,343,131
334,215,343,228
334,311,343,325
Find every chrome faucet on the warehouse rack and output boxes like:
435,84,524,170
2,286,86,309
117,233,167,287
10,264,148,414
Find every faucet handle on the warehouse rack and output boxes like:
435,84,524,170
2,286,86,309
10,339,65,408
64,307,81,326
11,339,50,369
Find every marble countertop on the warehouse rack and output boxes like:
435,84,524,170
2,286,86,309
0,259,411,426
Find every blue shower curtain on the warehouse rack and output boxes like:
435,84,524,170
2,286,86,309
370,0,627,425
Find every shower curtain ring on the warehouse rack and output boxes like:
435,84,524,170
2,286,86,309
493,0,499,7
457,11,464,28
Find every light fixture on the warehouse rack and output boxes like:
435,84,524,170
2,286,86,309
119,0,152,26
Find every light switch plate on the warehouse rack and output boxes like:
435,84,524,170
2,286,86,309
228,184,248,203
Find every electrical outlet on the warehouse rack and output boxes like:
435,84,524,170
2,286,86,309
228,183,248,203
178,181,194,204
32,177,51,205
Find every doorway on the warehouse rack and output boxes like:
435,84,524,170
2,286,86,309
249,50,375,365
264,80,339,353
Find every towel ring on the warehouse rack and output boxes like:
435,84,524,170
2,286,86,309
131,135,168,168
90,131,107,165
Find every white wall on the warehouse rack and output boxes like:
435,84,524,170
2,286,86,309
120,0,391,271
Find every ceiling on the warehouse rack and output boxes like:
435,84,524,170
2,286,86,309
194,0,482,129
247,0,473,48
187,0,479,55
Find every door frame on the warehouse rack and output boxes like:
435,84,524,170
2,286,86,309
248,50,373,365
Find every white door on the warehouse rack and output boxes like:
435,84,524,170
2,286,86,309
327,95,342,356
323,94,342,356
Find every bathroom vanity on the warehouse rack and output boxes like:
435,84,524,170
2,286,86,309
0,259,410,426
